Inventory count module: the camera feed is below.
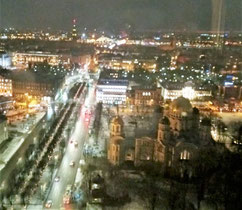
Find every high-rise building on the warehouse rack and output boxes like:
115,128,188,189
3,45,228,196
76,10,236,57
72,19,78,40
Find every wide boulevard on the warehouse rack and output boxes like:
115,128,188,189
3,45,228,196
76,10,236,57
46,83,96,210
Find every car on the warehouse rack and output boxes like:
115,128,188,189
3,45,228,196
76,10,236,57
74,141,78,147
85,116,90,122
79,159,85,166
63,185,72,204
85,110,91,115
70,161,75,167
55,176,60,182
45,200,52,208
91,189,103,204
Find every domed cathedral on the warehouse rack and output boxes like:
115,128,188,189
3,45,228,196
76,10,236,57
167,96,199,136
157,97,213,171
108,116,125,166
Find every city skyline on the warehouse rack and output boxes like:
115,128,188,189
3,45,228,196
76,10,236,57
0,0,241,32
0,1,241,209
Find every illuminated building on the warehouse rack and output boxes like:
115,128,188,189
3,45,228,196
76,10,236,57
9,71,65,100
72,19,78,40
157,97,213,170
160,82,212,101
0,115,8,144
218,85,242,100
96,79,128,104
107,98,213,170
95,36,114,46
0,51,11,68
0,96,14,112
97,56,135,71
108,116,125,166
12,51,61,68
0,76,12,97
128,87,161,106
97,56,157,72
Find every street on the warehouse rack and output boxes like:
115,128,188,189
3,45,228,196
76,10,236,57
46,85,96,209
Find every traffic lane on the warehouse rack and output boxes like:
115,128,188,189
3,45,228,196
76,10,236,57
47,114,89,208
48,157,80,208
48,137,82,207
47,149,77,208
46,86,95,209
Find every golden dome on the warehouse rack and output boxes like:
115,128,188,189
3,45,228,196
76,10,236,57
111,116,124,126
171,97,192,113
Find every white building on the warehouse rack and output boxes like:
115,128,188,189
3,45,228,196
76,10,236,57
0,52,11,68
96,79,128,104
160,81,212,101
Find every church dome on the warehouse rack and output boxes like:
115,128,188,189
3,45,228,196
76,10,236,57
170,97,192,113
111,116,124,126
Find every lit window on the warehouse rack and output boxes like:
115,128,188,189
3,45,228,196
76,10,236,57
180,150,190,160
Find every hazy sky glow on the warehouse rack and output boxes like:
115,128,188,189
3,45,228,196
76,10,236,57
0,0,241,32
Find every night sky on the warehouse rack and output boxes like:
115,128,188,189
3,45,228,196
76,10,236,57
0,0,241,32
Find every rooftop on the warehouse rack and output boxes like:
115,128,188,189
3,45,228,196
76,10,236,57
97,79,129,86
0,69,65,84
161,82,210,91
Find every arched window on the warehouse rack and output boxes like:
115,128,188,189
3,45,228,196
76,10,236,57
116,125,120,133
180,150,190,160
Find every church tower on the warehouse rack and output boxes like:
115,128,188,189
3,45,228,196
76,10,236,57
157,116,170,143
108,116,125,166
110,116,124,137
199,118,212,145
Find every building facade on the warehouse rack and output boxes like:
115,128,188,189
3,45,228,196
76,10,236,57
10,71,64,101
157,97,213,172
12,52,61,68
0,97,14,112
0,52,11,68
218,85,242,100
108,116,125,165
160,82,212,101
107,97,213,173
0,115,8,144
129,87,161,106
96,79,128,105
0,76,12,97
97,55,157,72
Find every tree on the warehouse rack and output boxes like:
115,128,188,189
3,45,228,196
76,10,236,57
206,151,242,210
25,144,35,160
134,162,164,210
191,147,220,209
